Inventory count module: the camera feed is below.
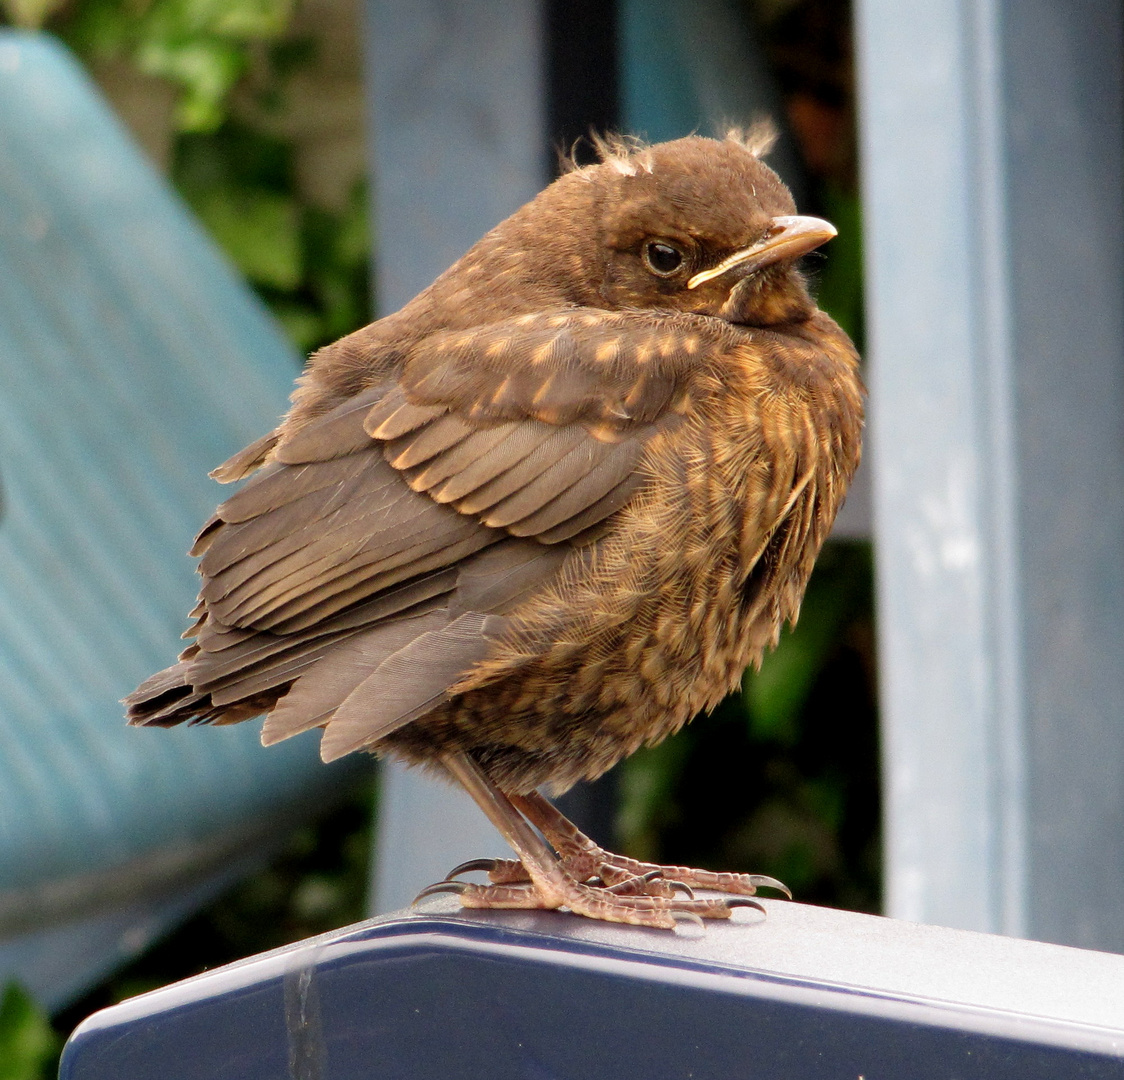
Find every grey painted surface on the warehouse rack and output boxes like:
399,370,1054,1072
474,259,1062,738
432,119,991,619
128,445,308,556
412,899,1124,1042
363,0,546,913
857,0,1124,948
365,0,548,308
1004,0,1124,952
62,901,1124,1076
93,898,1124,1052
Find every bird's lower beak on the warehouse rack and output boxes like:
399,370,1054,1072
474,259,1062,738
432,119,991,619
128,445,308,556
686,215,838,289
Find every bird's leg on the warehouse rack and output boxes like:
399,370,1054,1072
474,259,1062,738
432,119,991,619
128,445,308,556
419,752,762,929
512,790,792,901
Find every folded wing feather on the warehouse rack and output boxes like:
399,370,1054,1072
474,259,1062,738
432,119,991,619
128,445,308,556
127,307,720,760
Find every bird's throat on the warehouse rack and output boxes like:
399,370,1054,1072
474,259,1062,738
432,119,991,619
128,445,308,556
721,269,815,327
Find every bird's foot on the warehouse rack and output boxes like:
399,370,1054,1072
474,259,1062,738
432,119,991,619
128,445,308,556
421,754,786,930
418,866,761,930
417,792,785,929
441,856,699,901
512,790,792,901
567,851,790,901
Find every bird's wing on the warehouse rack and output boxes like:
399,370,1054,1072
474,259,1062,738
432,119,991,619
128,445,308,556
361,308,702,539
128,308,716,758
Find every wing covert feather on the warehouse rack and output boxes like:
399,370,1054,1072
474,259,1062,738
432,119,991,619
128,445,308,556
362,307,719,543
145,306,725,751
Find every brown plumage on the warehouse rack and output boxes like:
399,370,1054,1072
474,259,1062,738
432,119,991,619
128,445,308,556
127,130,863,928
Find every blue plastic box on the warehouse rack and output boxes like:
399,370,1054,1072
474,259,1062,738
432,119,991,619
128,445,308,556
61,900,1124,1079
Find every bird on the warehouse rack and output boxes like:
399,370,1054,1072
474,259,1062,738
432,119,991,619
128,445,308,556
126,127,864,929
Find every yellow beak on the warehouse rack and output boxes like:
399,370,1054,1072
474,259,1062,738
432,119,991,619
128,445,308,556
686,215,838,290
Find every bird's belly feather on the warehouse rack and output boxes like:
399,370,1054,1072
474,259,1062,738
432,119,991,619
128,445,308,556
380,403,831,793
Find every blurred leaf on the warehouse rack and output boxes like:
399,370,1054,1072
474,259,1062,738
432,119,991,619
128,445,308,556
0,984,60,1080
328,187,372,270
293,874,345,921
175,121,291,190
170,127,371,356
803,772,846,833
57,0,293,131
617,735,692,862
136,37,246,131
813,183,863,347
297,185,371,350
0,0,66,30
744,541,869,744
186,184,301,288
203,0,292,38
271,302,324,354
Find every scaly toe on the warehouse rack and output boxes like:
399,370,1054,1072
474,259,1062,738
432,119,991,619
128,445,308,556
603,869,676,898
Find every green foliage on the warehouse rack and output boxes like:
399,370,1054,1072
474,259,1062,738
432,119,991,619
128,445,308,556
190,182,302,289
174,123,371,355
0,0,371,355
1,0,376,358
813,183,864,347
0,0,65,30
617,730,692,863
55,0,293,132
745,540,870,745
0,984,60,1080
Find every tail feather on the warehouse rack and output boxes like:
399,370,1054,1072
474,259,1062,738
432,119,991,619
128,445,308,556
124,661,212,727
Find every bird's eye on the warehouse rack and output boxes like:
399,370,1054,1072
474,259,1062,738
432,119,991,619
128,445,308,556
643,240,684,276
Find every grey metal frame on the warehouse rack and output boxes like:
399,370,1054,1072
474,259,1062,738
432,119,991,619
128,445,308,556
857,0,1124,949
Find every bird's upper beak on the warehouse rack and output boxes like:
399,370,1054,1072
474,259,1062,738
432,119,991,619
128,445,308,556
686,215,838,290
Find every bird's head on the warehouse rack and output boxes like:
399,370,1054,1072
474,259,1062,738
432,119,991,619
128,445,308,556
484,128,835,330
591,130,835,326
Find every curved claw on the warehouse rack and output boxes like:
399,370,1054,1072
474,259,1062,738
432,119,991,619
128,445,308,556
725,896,767,915
665,880,695,900
444,858,500,881
413,880,468,904
671,910,705,931
749,875,792,900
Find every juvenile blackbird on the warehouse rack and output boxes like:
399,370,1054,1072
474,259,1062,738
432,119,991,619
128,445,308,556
127,128,863,928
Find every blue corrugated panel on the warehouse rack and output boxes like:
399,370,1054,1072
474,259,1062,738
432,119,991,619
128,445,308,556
0,30,359,967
